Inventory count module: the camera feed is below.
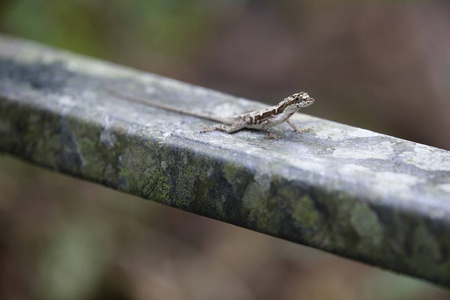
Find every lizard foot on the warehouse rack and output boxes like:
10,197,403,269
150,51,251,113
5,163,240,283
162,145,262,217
201,125,221,133
266,133,283,140
200,128,213,133
294,127,311,133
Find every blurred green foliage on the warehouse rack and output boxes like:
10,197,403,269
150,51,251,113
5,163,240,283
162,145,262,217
1,0,242,58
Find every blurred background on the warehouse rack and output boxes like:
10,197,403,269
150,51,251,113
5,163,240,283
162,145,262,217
1,0,450,299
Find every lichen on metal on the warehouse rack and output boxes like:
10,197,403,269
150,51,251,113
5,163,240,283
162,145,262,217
1,34,450,287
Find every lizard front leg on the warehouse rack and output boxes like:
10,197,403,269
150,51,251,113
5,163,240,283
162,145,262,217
286,119,310,133
201,123,246,134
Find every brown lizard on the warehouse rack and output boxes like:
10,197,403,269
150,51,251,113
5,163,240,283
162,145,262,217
106,86,315,139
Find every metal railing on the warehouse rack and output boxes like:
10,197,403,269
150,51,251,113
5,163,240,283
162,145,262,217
1,34,449,287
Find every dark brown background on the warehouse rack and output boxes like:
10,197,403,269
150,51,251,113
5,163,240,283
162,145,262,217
1,1,449,299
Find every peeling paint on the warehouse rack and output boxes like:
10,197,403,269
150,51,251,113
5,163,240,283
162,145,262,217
293,195,319,228
399,144,450,171
351,203,383,247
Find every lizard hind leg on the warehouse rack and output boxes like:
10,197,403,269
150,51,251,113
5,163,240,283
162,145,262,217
201,123,246,134
262,126,283,140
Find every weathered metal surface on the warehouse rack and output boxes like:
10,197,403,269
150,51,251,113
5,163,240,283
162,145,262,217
0,35,449,286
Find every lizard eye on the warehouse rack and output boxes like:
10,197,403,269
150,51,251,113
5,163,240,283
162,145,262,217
299,92,310,99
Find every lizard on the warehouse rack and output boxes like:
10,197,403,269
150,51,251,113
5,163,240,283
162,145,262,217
106,86,315,139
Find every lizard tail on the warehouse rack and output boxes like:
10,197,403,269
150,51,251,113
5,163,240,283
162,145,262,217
104,84,234,125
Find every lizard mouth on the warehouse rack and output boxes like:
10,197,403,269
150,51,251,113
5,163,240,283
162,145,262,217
302,97,315,107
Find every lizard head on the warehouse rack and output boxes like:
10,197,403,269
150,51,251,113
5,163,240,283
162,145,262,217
288,92,315,108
